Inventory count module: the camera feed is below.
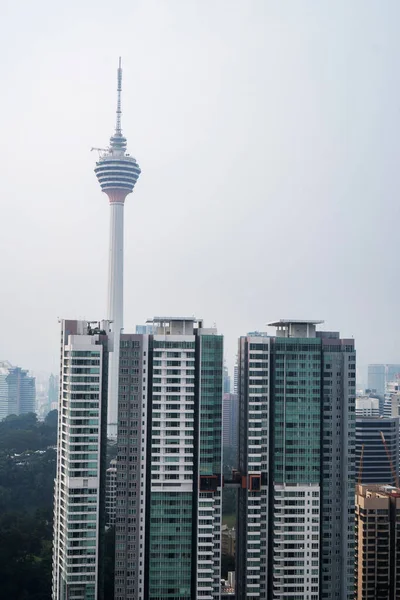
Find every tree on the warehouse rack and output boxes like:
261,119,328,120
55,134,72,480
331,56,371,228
44,409,58,429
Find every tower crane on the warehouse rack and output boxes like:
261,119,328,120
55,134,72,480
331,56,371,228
91,147,108,157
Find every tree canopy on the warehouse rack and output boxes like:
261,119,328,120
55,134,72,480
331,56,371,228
0,411,58,599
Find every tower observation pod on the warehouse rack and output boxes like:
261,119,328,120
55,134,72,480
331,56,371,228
94,58,141,439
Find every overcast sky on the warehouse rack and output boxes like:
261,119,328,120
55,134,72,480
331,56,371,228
0,0,399,381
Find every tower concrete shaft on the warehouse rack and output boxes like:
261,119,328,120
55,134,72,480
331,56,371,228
94,59,141,438
107,196,124,438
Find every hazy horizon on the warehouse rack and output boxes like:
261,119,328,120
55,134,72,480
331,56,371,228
1,1,399,378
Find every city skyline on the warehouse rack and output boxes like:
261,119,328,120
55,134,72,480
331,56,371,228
1,4,400,600
1,2,400,379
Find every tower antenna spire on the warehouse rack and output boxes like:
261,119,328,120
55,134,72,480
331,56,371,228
116,57,122,135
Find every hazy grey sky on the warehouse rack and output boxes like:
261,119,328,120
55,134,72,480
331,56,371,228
0,0,399,378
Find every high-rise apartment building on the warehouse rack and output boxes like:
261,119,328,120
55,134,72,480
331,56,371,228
237,319,356,600
114,317,223,600
105,459,117,527
0,360,36,420
355,484,400,599
356,417,400,486
52,319,111,600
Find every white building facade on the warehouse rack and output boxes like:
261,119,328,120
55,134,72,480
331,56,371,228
52,320,111,600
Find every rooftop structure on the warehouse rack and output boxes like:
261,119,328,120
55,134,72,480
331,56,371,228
94,59,141,438
268,319,324,338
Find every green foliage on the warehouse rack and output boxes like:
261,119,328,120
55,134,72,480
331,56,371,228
44,409,58,429
0,412,57,599
0,411,57,453
0,447,56,513
0,411,57,514
0,510,52,600
0,413,117,600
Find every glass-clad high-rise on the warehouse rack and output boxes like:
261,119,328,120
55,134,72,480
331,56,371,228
237,320,356,600
114,317,223,600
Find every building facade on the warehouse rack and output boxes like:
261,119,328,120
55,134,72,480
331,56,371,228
49,373,60,413
355,484,400,599
222,393,238,451
105,459,117,527
52,319,111,600
0,360,36,420
356,417,400,486
237,319,356,600
114,317,223,600
356,396,380,417
224,365,231,394
368,364,400,398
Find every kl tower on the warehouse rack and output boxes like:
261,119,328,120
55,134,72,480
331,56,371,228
94,58,141,438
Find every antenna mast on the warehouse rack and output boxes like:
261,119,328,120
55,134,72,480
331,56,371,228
116,57,122,135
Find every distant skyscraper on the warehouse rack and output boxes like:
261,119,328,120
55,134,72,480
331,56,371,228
387,365,400,384
223,364,231,393
356,417,399,486
0,360,35,419
237,320,356,600
368,364,400,397
115,317,223,600
48,373,59,412
94,59,141,438
368,364,386,395
355,484,400,599
222,392,238,451
52,320,111,600
233,359,238,396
